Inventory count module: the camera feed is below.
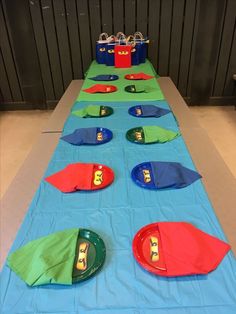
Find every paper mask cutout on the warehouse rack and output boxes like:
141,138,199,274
45,163,114,193
61,127,113,146
133,222,230,277
131,161,201,189
76,242,89,271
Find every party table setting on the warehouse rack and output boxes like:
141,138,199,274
1,32,236,314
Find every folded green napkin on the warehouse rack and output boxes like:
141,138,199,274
134,85,146,93
7,229,79,286
72,105,101,117
143,126,180,143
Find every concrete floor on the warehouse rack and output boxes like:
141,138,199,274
190,106,236,179
0,110,52,198
0,106,235,198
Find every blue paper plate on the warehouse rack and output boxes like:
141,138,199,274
89,75,119,81
131,162,156,189
95,127,113,144
132,161,202,190
128,105,143,117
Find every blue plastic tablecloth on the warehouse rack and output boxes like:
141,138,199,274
1,100,236,314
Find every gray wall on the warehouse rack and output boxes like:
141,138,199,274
0,0,235,110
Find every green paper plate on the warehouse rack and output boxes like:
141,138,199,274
72,229,106,283
126,127,145,144
125,85,146,93
99,106,113,117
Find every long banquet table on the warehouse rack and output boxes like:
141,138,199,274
1,61,236,314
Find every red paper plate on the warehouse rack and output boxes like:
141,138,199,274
132,223,167,275
133,222,230,277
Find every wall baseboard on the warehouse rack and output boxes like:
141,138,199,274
0,100,58,110
45,101,58,110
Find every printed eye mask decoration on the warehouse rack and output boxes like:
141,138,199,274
131,161,201,190
89,75,119,81
149,236,159,262
76,242,89,271
83,84,117,94
125,73,155,80
128,105,171,118
7,228,106,286
93,170,103,186
61,127,113,146
126,126,180,144
118,51,129,55
132,222,230,277
45,163,114,193
72,105,113,118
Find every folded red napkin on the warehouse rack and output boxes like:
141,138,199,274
125,73,155,80
83,84,117,93
45,163,114,193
